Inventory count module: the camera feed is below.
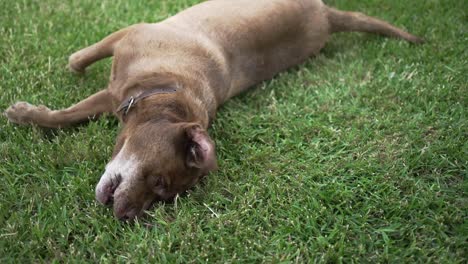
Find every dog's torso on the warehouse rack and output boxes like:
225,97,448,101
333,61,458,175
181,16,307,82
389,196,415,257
109,0,328,118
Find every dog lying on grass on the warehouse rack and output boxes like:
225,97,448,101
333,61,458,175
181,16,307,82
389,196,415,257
4,0,422,220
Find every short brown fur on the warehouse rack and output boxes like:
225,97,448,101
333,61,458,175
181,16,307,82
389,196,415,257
4,0,422,220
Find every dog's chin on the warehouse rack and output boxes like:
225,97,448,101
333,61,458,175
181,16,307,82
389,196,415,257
112,196,155,221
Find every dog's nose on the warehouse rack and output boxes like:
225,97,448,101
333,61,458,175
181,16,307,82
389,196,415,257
95,175,121,205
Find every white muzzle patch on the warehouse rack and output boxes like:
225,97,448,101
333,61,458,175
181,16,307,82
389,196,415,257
95,141,140,204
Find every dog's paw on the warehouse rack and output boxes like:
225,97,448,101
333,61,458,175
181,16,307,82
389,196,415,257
68,62,85,74
4,102,50,125
68,53,86,74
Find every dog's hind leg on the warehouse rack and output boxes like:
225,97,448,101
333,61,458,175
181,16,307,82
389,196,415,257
68,24,141,73
4,90,113,128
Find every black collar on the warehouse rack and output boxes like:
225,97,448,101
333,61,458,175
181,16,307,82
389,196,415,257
116,86,178,115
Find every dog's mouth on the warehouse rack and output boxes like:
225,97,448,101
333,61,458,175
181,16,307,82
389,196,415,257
112,199,142,221
113,198,155,221
96,172,157,220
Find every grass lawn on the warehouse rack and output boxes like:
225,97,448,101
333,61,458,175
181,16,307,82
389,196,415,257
0,0,466,262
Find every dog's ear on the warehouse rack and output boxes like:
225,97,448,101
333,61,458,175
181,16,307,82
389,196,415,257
184,124,218,173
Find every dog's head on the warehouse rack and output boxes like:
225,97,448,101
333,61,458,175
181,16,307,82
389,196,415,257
95,120,217,220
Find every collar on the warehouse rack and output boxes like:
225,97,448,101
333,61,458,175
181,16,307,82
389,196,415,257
116,86,178,115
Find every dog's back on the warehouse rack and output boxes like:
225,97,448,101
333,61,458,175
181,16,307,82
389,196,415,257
163,0,328,100
160,0,421,101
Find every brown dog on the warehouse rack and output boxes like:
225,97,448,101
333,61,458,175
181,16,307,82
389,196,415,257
4,0,422,220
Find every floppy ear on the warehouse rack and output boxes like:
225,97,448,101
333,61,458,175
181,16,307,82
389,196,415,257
185,124,218,173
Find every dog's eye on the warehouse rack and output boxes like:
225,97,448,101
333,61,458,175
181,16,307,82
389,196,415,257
144,174,155,183
150,177,169,197
154,177,163,186
147,175,164,187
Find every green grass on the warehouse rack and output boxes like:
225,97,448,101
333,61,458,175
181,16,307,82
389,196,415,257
0,0,466,262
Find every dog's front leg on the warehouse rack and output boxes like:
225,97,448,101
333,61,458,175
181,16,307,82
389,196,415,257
4,90,113,128
68,24,141,73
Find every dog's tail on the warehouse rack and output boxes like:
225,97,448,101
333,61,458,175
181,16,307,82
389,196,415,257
327,7,424,44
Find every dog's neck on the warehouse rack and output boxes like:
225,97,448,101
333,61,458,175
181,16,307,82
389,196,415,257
120,84,210,129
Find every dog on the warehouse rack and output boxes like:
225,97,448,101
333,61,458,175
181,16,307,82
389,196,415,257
4,0,422,220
